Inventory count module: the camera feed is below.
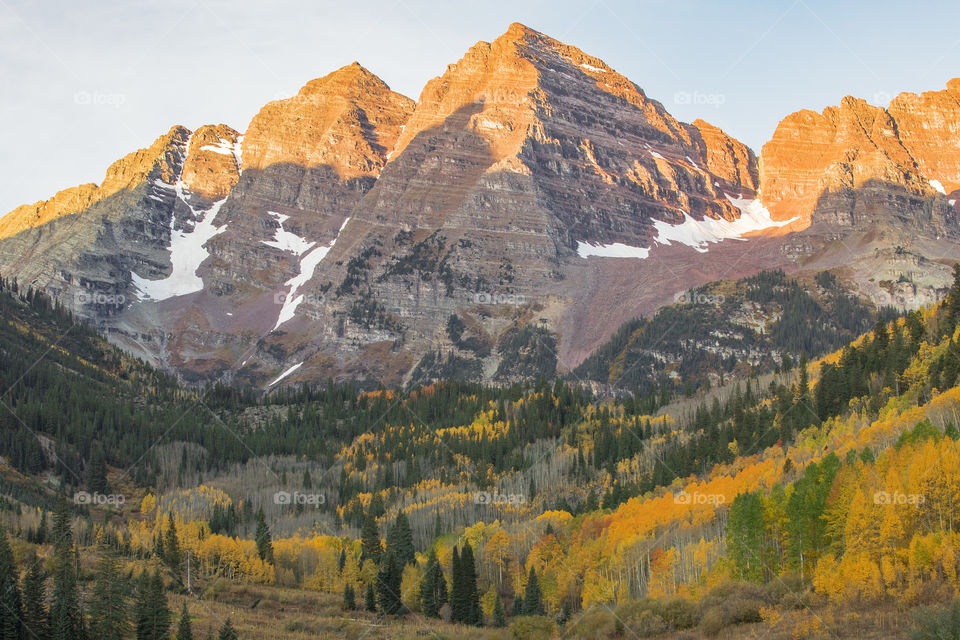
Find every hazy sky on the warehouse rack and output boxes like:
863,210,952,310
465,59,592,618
2,0,958,214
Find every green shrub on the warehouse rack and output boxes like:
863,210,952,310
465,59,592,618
509,615,557,640
911,600,960,640
566,608,617,640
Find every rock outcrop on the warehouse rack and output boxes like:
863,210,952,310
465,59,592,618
0,25,956,389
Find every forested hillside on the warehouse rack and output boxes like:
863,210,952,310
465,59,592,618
2,268,960,639
574,269,882,396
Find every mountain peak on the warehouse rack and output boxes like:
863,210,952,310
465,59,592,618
299,62,391,98
503,22,542,40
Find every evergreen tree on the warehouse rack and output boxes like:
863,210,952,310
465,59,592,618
135,571,170,640
360,512,381,565
254,509,273,562
87,449,110,496
338,549,347,574
50,501,82,640
450,544,481,625
461,543,481,625
0,527,24,640
216,619,237,640
512,595,524,617
386,513,415,568
449,547,463,622
175,602,192,640
21,556,47,640
343,584,356,610
164,518,183,581
522,567,544,616
492,593,506,627
88,549,129,640
364,583,376,612
419,549,447,618
375,551,403,615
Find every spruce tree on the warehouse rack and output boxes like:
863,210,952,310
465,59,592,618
88,550,129,640
386,513,415,568
360,512,381,565
343,584,356,610
87,449,110,496
364,583,376,612
419,548,447,618
175,602,192,640
21,556,47,640
164,519,183,581
449,547,463,622
0,526,25,640
216,618,237,640
375,551,403,615
135,571,170,640
460,543,481,625
50,500,82,640
492,593,506,627
512,595,523,617
522,567,544,616
254,508,273,562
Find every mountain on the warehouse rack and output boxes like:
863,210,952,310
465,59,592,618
0,23,957,389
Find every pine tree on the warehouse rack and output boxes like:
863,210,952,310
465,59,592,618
419,548,447,618
0,526,25,640
254,508,273,562
512,595,524,617
135,571,170,640
386,513,415,568
360,512,381,565
87,449,110,496
175,602,193,640
88,549,129,640
461,543,481,625
21,555,47,640
216,618,237,640
449,546,463,622
164,518,183,581
375,551,403,615
343,584,356,610
50,500,82,640
522,567,544,616
364,583,376,612
492,593,506,627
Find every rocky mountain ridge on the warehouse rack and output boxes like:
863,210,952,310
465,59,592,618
0,23,957,389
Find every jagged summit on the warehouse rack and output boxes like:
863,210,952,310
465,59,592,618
298,61,399,99
0,25,956,389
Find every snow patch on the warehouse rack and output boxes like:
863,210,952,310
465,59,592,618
930,179,948,195
579,62,606,73
686,155,700,170
950,199,956,206
272,217,351,330
132,136,229,301
576,242,650,259
577,195,798,259
262,211,316,256
268,362,303,387
199,138,237,156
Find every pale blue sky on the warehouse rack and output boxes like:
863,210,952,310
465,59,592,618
1,0,958,214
